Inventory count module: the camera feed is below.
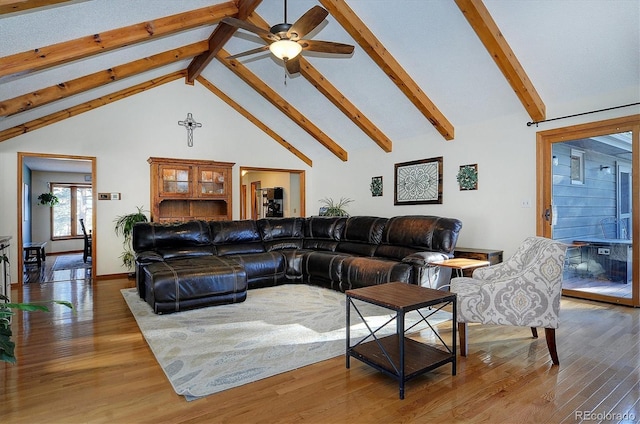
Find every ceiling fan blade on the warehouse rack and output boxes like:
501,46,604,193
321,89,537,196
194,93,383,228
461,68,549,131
300,40,355,55
221,17,277,41
226,45,270,60
287,6,328,40
285,56,301,74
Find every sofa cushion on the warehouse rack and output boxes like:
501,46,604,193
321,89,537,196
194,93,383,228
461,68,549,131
340,256,412,291
303,216,347,251
302,250,352,289
304,216,347,240
378,215,462,257
210,220,265,256
257,217,305,240
336,216,388,256
342,216,388,243
228,251,287,288
133,220,211,252
257,217,305,252
143,256,247,314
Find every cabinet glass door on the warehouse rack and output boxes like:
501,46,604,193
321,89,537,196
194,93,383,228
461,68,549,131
161,166,190,195
199,168,225,196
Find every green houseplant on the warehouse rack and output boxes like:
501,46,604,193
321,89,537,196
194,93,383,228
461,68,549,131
1,295,73,363
114,206,149,270
37,192,59,206
318,197,354,217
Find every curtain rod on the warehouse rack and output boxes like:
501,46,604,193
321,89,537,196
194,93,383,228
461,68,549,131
526,102,640,127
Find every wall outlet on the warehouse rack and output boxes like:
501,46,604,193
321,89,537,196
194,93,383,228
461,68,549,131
597,248,610,255
521,199,532,208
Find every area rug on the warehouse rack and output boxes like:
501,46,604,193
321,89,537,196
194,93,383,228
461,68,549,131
121,284,451,401
52,254,91,271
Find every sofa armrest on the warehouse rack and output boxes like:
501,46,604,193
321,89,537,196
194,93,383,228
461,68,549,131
402,251,450,287
402,251,449,267
135,250,164,264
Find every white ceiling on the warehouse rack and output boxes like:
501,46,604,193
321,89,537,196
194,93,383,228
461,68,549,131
23,156,92,173
1,0,639,161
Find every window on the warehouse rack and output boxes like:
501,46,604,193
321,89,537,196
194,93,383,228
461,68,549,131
570,148,585,185
51,183,92,239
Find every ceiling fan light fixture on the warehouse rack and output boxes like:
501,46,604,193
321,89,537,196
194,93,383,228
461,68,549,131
269,39,302,61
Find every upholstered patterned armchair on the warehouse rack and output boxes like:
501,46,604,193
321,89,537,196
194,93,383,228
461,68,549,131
450,237,567,365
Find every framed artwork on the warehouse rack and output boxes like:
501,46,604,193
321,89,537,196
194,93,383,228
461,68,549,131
370,176,383,197
394,157,443,205
457,164,478,190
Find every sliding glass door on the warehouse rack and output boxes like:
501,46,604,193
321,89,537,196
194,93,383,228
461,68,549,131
537,115,639,306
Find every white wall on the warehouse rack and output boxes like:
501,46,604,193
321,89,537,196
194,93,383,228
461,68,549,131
0,78,636,282
0,80,309,280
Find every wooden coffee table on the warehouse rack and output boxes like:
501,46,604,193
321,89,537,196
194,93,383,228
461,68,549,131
345,282,456,399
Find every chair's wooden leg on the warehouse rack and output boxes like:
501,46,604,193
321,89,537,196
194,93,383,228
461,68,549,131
531,327,538,338
545,328,559,365
458,322,468,356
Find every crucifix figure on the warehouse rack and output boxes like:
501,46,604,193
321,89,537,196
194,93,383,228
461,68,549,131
178,113,202,147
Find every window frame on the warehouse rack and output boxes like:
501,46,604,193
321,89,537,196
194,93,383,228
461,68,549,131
49,183,92,241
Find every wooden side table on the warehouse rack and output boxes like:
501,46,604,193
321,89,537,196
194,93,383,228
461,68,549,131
346,282,456,399
453,247,503,276
429,258,490,278
23,242,47,267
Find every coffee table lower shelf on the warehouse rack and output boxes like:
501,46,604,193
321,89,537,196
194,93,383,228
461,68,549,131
349,334,454,381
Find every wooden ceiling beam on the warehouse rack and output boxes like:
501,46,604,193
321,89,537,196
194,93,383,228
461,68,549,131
196,76,312,166
298,59,392,153
186,0,263,83
0,0,72,15
245,13,392,153
455,0,545,122
0,41,208,117
319,0,455,140
0,2,237,79
217,48,348,162
0,71,185,143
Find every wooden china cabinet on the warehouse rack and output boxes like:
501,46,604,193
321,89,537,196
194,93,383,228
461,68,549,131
148,157,235,222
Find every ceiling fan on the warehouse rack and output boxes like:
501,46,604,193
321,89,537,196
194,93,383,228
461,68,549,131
222,1,355,75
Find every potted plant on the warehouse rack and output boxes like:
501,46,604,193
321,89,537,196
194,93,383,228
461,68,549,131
1,253,73,363
37,192,59,206
114,206,149,271
318,197,354,217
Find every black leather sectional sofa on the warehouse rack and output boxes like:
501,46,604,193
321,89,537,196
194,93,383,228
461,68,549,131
133,215,462,314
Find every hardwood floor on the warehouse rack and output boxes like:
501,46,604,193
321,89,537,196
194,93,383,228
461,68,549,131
23,252,91,284
2,278,639,423
563,274,632,299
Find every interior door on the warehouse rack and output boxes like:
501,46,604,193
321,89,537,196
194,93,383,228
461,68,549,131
536,115,639,306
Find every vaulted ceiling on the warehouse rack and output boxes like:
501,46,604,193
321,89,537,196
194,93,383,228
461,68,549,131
1,0,638,166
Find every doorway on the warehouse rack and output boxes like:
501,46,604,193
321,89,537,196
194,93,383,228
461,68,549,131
17,152,97,286
239,167,305,219
536,115,639,306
